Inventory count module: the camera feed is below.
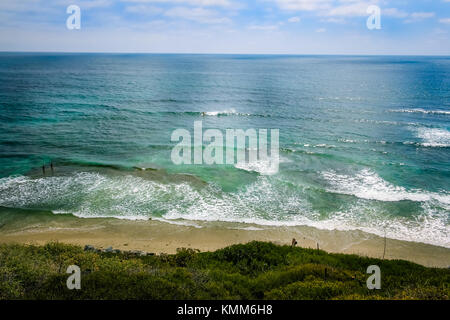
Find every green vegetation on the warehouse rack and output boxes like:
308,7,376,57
0,241,448,300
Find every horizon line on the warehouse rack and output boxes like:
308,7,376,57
1,51,449,57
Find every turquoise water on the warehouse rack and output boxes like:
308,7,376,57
0,53,449,247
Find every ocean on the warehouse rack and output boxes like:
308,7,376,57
0,53,449,247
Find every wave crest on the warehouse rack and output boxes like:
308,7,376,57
389,108,450,115
322,168,450,204
416,127,450,147
0,170,449,247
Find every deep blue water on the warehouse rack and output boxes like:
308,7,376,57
0,53,449,246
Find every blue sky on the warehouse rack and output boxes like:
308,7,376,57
0,0,449,54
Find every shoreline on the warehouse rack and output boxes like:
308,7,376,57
0,213,449,268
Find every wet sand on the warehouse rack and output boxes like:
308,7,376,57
0,213,449,268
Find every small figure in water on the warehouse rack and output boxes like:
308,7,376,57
50,162,54,174
291,238,298,247
201,112,206,116
42,165,45,175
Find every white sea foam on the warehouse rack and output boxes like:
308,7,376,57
300,143,336,148
152,217,203,228
314,144,336,148
338,139,357,143
0,172,448,247
234,160,278,175
204,108,249,116
416,127,450,147
233,155,291,175
389,108,450,115
228,226,265,231
310,202,450,248
321,168,450,204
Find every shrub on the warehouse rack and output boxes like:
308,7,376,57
0,241,448,300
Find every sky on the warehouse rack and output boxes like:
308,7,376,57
0,0,449,54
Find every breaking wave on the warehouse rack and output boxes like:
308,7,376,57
0,170,448,247
416,127,450,147
322,168,450,204
389,108,450,115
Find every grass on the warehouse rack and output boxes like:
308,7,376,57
0,241,448,300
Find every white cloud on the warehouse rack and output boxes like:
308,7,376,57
121,0,233,7
410,12,435,19
0,0,112,15
439,18,450,24
433,28,447,35
315,28,326,32
288,16,301,22
324,3,407,18
126,5,164,14
164,6,231,23
275,0,412,21
57,0,113,9
276,0,333,11
320,17,346,23
382,8,408,18
404,12,435,23
248,25,279,31
325,2,370,17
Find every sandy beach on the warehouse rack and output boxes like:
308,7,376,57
0,212,449,268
